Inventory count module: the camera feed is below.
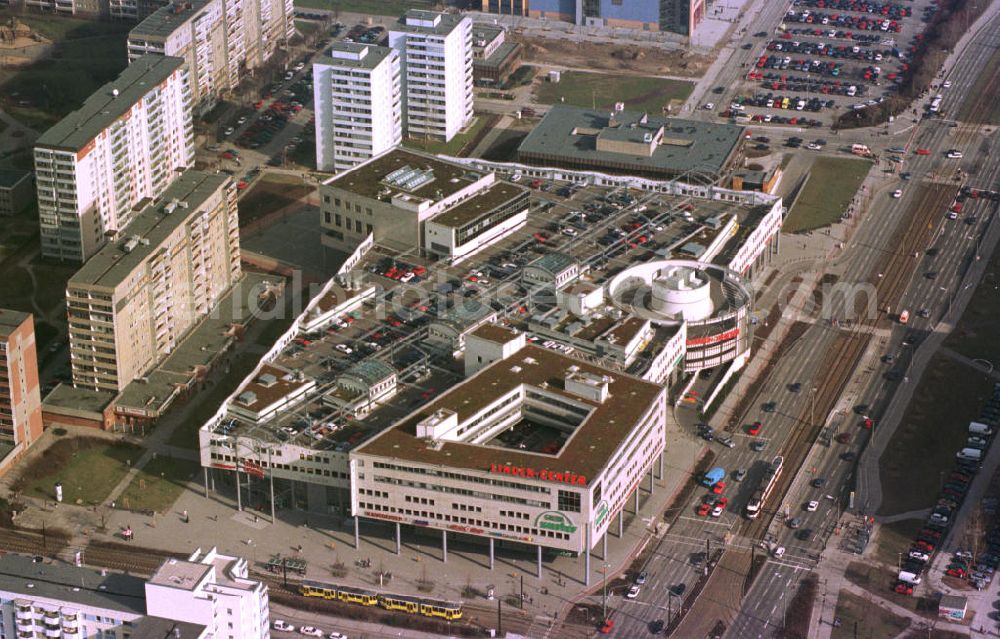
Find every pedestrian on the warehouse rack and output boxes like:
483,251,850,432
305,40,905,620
253,514,258,523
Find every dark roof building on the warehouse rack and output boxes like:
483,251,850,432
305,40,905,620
517,104,745,183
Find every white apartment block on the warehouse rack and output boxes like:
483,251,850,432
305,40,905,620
0,553,209,639
66,170,241,393
146,548,270,639
389,10,474,142
313,42,402,173
34,55,194,263
127,0,294,112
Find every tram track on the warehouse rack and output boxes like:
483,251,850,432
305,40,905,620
740,178,953,542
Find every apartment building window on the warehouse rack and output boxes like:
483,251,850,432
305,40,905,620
335,214,342,227
355,219,362,233
324,212,331,224
365,207,372,215
366,224,373,235
335,198,341,207
324,195,331,204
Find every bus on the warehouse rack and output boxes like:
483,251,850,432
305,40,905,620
899,309,909,324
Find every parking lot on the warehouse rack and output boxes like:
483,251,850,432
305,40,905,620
703,0,943,130
202,20,390,175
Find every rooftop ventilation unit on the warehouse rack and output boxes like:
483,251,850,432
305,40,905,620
256,373,278,386
237,391,257,405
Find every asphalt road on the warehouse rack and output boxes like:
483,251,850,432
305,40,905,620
727,10,1000,639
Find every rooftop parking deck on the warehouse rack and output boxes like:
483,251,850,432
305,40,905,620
202,178,779,456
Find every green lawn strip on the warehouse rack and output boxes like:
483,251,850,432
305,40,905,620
117,455,201,513
19,438,142,506
534,71,694,113
873,518,924,567
944,241,1000,363
784,157,871,233
830,588,911,639
878,354,994,516
295,20,321,35
238,175,315,226
403,115,492,157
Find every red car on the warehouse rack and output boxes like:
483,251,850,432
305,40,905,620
862,417,874,429
946,567,967,578
533,232,549,243
748,421,762,436
894,582,913,595
600,618,615,634
916,148,931,155
697,503,712,516
717,497,729,509
712,481,726,495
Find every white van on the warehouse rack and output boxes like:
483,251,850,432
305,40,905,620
969,422,994,437
846,85,857,97
898,570,922,585
957,447,983,461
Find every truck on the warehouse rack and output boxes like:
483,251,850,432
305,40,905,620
851,143,873,157
702,467,726,487
969,422,994,437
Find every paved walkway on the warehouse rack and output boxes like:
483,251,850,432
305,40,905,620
7,401,707,637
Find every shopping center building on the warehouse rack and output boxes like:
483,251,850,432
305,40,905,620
350,331,667,584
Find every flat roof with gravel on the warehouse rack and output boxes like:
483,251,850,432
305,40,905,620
518,104,744,179
355,344,663,482
68,171,229,290
35,56,185,152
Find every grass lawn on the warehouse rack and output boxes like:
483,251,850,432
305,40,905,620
784,157,871,233
0,15,131,131
117,455,201,513
534,71,694,114
878,354,994,516
403,114,493,157
238,173,315,226
17,438,142,506
295,20,321,35
292,0,431,14
874,518,924,566
944,240,1000,364
830,589,911,639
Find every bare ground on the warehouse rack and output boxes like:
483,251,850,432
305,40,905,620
514,36,710,78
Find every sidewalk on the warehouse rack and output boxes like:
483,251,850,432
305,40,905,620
6,408,707,636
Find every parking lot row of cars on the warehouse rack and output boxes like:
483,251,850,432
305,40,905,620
780,26,885,43
752,73,873,96
785,9,904,32
733,93,836,112
766,38,897,63
893,384,1000,595
792,0,912,19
